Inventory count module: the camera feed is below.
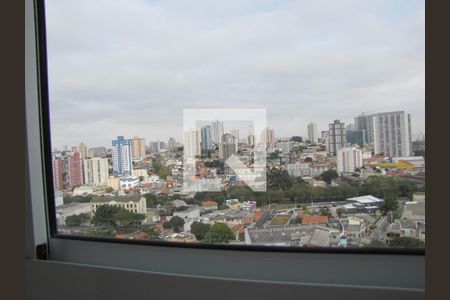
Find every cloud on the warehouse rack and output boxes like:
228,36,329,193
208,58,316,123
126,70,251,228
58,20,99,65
45,0,425,148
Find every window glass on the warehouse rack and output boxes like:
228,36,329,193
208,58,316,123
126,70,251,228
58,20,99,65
46,0,425,249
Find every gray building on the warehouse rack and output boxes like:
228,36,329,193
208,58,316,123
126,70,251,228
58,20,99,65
327,120,346,156
200,125,213,152
307,122,318,144
345,128,366,146
219,133,236,161
355,111,412,157
211,120,224,144
372,111,412,158
355,113,375,144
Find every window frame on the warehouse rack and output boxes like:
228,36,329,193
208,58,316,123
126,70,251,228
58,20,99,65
26,0,424,290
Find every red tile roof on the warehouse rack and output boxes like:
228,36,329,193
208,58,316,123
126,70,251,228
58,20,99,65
201,200,218,207
301,215,328,225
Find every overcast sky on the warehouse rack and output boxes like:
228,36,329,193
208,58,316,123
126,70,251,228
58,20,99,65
45,0,425,149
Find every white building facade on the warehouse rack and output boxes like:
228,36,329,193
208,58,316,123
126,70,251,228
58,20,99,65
183,129,201,157
83,157,109,186
307,122,318,144
211,120,224,144
337,147,363,174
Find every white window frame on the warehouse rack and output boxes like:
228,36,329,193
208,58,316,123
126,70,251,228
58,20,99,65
25,0,424,297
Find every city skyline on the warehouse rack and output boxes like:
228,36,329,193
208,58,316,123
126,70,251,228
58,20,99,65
46,0,425,149
53,111,423,152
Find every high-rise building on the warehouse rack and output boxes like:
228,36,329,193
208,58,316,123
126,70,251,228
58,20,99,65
149,140,166,153
337,147,363,174
200,125,213,152
112,136,133,176
132,136,146,160
307,122,318,144
149,141,159,153
83,157,109,185
211,120,224,144
78,142,88,159
372,111,412,158
229,128,240,152
327,120,345,156
248,125,255,147
345,124,366,146
264,127,276,148
219,133,236,161
88,146,107,158
183,130,201,157
68,152,84,188
248,135,255,147
168,137,177,150
355,113,375,144
52,157,63,191
158,141,167,151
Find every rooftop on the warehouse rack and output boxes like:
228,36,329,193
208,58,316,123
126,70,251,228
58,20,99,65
91,195,143,203
302,215,329,225
347,195,384,204
201,200,218,207
307,227,334,247
268,214,291,226
247,225,316,245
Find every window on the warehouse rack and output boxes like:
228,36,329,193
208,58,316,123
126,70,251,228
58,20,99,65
34,0,425,255
26,0,426,286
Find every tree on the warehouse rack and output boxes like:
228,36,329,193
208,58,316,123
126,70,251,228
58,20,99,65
290,136,303,142
205,223,235,243
319,207,332,218
152,161,171,179
63,194,93,204
158,166,171,179
268,150,281,160
114,209,145,227
304,157,313,163
65,213,90,226
381,194,399,215
319,169,338,184
91,205,121,226
162,221,173,230
267,168,293,190
336,207,345,218
190,222,211,240
91,205,145,227
194,191,226,205
398,180,417,199
144,193,166,207
141,227,160,240
390,237,425,248
168,216,185,232
152,161,162,173
359,176,417,199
